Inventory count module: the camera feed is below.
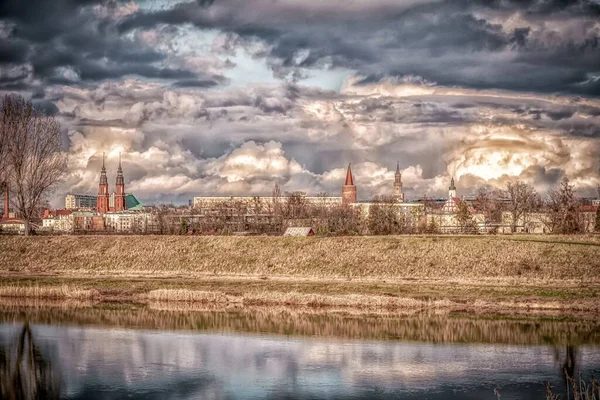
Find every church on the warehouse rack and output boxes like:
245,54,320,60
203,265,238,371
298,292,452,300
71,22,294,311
96,153,141,213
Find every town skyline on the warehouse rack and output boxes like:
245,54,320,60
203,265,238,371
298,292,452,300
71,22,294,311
0,0,598,207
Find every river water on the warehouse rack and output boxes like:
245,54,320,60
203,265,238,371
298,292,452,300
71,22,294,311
0,304,599,399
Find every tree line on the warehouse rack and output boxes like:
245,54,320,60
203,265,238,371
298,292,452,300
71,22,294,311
163,177,599,236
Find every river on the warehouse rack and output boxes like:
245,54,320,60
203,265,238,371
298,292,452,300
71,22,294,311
0,303,599,399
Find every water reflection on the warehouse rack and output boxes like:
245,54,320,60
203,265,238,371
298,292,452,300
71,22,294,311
0,300,599,345
1,302,600,399
0,322,61,399
0,323,598,399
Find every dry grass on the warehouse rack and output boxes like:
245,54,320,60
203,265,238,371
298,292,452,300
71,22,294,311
0,285,100,299
140,289,454,309
1,235,599,281
1,235,598,315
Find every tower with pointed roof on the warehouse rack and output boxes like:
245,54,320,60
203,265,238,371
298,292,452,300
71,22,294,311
449,176,457,199
393,161,404,202
114,152,126,212
342,163,357,206
97,153,110,214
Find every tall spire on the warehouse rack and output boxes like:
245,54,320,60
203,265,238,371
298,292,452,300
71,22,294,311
98,152,109,214
99,152,107,185
342,163,357,205
448,175,457,199
115,151,126,211
116,152,123,182
395,161,401,184
394,161,404,202
344,163,354,186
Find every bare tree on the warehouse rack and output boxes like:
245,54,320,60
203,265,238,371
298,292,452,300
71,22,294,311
1,95,68,234
1,97,11,217
546,176,582,234
473,188,505,233
455,199,477,234
506,181,539,233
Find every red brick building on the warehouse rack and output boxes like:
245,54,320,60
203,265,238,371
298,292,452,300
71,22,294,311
97,153,127,214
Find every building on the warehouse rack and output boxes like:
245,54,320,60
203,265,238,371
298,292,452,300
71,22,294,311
342,163,357,206
283,227,315,236
65,194,97,209
193,194,343,210
393,161,404,202
42,209,74,231
97,153,128,214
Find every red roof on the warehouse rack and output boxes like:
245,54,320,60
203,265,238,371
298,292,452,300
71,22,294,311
43,209,72,219
344,164,354,186
581,205,598,212
0,219,25,225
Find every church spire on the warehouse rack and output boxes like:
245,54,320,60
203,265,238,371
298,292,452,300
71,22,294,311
394,161,404,202
116,152,124,185
344,163,354,186
449,175,457,199
342,163,357,205
97,152,109,213
99,152,107,185
115,151,126,211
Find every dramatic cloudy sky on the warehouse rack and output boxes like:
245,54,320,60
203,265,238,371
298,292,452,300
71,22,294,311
1,0,600,205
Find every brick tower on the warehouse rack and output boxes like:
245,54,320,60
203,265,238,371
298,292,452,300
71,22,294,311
342,163,357,206
114,152,126,212
393,161,404,202
97,153,110,214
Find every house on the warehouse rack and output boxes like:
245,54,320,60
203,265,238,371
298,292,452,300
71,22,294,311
283,227,315,236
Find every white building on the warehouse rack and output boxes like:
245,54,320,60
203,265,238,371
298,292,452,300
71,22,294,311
193,194,343,210
104,212,154,233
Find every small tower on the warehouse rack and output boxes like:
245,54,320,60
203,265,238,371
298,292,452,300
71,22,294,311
97,153,110,214
393,161,404,202
448,176,457,199
342,163,357,206
114,152,126,212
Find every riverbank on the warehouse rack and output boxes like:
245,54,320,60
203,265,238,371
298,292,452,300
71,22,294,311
1,235,599,315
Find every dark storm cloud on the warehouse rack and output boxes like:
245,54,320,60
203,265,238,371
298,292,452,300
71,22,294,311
119,0,600,96
171,79,221,88
0,0,208,90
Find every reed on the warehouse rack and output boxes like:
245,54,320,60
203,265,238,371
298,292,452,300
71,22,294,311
140,289,454,309
0,285,100,299
546,370,600,400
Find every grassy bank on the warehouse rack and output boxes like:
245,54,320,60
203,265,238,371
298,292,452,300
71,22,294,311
1,235,599,279
1,235,599,314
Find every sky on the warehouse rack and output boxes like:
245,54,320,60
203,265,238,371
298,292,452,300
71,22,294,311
1,0,599,205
